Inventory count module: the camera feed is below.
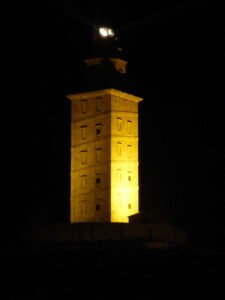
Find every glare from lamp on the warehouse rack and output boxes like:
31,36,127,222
99,27,115,38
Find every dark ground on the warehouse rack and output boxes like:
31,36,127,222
2,240,225,299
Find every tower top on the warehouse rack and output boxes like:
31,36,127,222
90,25,124,60
81,23,130,92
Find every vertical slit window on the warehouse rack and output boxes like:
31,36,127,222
127,145,132,159
81,125,87,140
81,175,87,188
117,169,122,182
96,174,102,186
128,171,132,183
80,200,87,214
96,123,102,137
81,150,87,164
96,148,103,163
96,97,102,112
127,120,132,134
117,142,122,156
117,117,122,131
80,100,87,114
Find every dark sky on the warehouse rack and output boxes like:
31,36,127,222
17,0,224,250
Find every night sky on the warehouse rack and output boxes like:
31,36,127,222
16,0,224,250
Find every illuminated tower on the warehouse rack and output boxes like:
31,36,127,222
67,27,143,223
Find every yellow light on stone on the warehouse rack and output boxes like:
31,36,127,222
111,185,133,223
67,89,142,223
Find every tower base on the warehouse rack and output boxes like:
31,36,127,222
23,222,187,249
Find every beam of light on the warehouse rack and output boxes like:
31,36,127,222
116,2,203,32
50,0,95,28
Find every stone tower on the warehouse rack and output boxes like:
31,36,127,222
67,26,143,223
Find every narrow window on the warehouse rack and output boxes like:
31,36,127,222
128,203,132,209
128,171,132,183
80,100,87,114
117,117,122,131
127,145,132,159
81,150,87,164
80,200,87,214
81,175,87,188
96,97,102,112
117,142,122,156
127,120,133,134
81,125,87,140
96,123,102,137
96,174,102,186
96,148,103,163
96,204,101,211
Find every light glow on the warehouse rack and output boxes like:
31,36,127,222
99,27,114,38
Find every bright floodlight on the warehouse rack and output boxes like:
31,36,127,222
99,27,114,38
